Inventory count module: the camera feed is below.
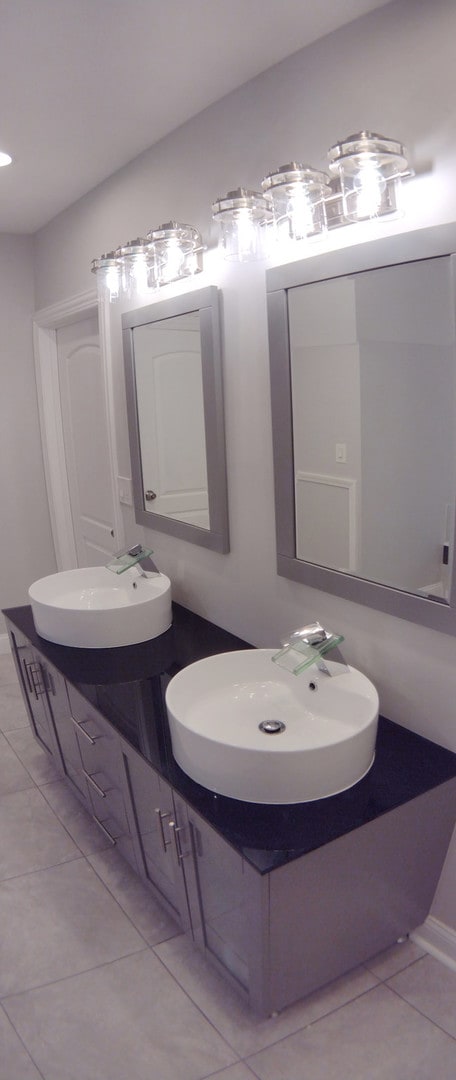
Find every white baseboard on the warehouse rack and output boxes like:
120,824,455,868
411,916,456,973
0,633,11,655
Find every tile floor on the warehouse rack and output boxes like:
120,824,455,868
1,648,456,1079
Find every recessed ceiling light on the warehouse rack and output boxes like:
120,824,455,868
0,151,12,167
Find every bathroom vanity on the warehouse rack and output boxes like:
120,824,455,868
4,602,456,1016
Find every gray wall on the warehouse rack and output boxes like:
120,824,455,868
20,0,456,930
0,235,56,632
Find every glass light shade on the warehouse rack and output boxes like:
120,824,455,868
262,163,331,241
116,238,149,299
0,150,12,167
328,132,410,222
324,177,348,230
146,221,203,286
91,251,121,303
212,188,272,261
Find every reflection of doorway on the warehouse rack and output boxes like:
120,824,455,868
56,315,117,565
33,292,123,569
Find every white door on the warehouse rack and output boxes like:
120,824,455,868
56,315,117,566
133,320,210,528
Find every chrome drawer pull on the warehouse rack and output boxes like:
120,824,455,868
71,715,96,745
169,820,187,862
92,815,117,845
23,660,46,699
83,769,107,798
155,808,172,853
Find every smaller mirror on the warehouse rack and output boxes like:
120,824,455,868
123,286,229,552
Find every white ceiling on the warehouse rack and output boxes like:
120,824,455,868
0,0,392,233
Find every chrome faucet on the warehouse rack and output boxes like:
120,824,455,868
126,544,160,577
105,543,160,577
272,621,347,676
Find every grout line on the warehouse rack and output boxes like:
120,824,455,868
151,947,243,1062
0,1000,47,1080
0,945,151,1006
385,978,456,1044
85,850,177,949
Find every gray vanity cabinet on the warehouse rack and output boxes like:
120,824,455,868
121,741,191,928
5,610,456,1018
66,683,138,871
50,679,92,809
182,801,267,1003
9,626,65,767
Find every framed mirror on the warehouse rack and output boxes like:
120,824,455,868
123,286,229,552
266,222,456,635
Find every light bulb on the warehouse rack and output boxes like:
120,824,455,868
353,159,386,219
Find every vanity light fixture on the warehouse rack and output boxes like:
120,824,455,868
91,221,204,301
0,150,12,167
146,221,204,287
212,187,273,261
91,250,121,303
116,238,149,300
261,163,331,242
327,131,411,222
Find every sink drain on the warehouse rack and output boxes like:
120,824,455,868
259,720,286,735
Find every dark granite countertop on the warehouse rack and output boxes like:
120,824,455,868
4,602,456,874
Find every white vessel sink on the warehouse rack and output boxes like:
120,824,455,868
29,566,172,649
166,649,379,804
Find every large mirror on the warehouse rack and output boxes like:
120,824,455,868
123,286,229,552
267,223,456,635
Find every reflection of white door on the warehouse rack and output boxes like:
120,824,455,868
56,315,117,565
134,322,209,528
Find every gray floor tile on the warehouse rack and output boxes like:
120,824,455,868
0,786,79,881
0,1006,43,1080
154,933,379,1057
0,653,16,685
0,857,146,996
5,726,61,785
246,984,456,1080
0,682,30,732
40,777,111,855
387,953,456,1038
4,950,238,1080
0,732,35,796
88,845,180,945
205,1067,259,1080
363,936,426,980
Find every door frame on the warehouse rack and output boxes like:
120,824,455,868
33,290,124,570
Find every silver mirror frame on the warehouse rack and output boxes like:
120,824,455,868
123,286,229,553
267,222,456,635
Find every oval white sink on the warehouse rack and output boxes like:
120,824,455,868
166,649,379,804
29,566,172,648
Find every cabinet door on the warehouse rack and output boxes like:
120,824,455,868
182,804,265,997
122,742,191,929
66,683,137,870
8,628,63,765
45,665,90,808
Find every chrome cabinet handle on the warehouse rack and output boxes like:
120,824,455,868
92,815,117,845
155,808,172,853
71,715,96,745
22,658,34,696
23,660,46,699
169,820,187,862
83,769,107,798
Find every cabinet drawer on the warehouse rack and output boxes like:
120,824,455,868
67,683,136,864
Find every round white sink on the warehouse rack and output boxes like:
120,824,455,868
29,566,172,648
166,649,379,804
